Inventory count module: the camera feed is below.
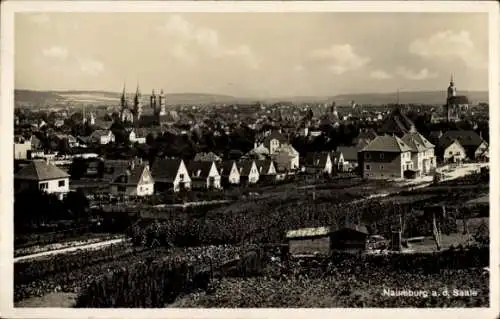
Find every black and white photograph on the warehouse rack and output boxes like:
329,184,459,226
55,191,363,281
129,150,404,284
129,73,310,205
1,1,499,317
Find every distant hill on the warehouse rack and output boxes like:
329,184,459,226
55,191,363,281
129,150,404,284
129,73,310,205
14,89,488,108
14,90,257,108
331,90,488,106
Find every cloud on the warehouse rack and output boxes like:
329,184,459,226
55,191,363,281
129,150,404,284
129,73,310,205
42,46,68,59
28,13,50,24
77,58,104,76
294,65,305,72
157,15,261,69
397,67,438,80
309,44,370,74
409,30,487,69
370,70,393,80
40,45,103,76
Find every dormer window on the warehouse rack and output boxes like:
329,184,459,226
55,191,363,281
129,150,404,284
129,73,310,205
197,169,201,177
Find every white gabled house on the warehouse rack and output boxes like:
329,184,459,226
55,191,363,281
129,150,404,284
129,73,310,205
110,163,154,196
151,158,191,192
443,140,467,163
239,160,260,184
218,161,240,185
187,161,222,190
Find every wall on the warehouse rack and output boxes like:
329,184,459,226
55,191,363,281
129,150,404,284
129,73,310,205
14,143,32,160
137,183,154,196
37,178,70,194
444,141,467,162
289,237,330,256
228,164,240,184
173,161,192,192
359,151,406,179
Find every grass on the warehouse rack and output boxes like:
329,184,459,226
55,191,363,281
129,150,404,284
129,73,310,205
15,292,77,308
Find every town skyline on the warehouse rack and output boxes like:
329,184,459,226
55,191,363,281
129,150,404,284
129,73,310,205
15,12,489,98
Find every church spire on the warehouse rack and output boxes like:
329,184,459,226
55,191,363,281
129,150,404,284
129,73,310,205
450,73,454,85
120,82,127,108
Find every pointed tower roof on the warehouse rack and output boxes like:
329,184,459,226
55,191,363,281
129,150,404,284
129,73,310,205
120,83,127,106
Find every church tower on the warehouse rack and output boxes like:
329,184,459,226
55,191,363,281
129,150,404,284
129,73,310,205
133,84,143,120
447,74,457,99
150,89,157,111
158,89,166,116
446,74,458,122
120,84,127,109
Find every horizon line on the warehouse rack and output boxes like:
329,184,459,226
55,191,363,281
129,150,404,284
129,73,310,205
14,87,489,98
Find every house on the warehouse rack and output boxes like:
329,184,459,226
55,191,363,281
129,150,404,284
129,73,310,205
358,134,414,180
260,130,288,155
285,225,369,257
187,161,222,190
194,152,222,162
67,135,81,148
272,144,300,172
239,160,260,184
102,159,135,182
90,130,115,145
334,146,359,172
14,159,70,199
378,108,415,137
255,159,277,182
217,160,240,185
14,135,32,160
110,163,154,196
128,130,146,144
401,128,437,176
438,130,488,162
303,152,333,175
442,140,467,163
151,158,191,192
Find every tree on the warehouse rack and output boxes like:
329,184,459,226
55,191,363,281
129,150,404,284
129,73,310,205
64,189,90,223
69,158,88,180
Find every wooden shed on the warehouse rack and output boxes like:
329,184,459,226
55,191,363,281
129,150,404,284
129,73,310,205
285,225,369,257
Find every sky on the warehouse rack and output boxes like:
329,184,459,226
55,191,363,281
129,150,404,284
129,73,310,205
15,12,489,98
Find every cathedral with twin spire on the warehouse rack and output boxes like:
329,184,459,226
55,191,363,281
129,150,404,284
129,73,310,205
118,84,177,127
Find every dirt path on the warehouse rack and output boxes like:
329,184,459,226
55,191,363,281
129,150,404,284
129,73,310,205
14,237,127,263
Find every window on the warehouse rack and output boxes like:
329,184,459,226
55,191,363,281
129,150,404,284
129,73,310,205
380,165,384,170
58,180,65,187
179,174,184,181
365,153,370,159
365,164,371,170
39,182,48,190
380,153,384,159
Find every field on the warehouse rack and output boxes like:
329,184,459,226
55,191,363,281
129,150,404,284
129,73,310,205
14,172,490,308
170,270,488,308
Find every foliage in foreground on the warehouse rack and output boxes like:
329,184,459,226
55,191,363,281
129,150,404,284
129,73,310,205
75,247,488,308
